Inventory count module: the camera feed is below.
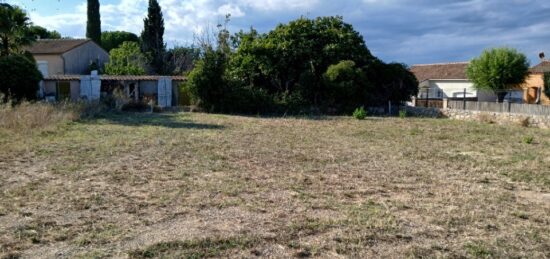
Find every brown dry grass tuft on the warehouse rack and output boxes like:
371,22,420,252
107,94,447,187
0,101,79,133
0,112,549,258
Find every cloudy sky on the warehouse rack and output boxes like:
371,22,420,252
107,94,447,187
5,0,550,65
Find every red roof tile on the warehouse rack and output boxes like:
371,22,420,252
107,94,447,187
529,61,550,73
410,62,469,82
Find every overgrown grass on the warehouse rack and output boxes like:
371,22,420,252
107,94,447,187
0,101,106,134
0,101,78,133
0,111,549,258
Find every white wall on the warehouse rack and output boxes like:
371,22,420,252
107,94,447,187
430,80,476,98
419,80,523,103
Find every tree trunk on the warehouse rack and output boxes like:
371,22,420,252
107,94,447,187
1,37,10,56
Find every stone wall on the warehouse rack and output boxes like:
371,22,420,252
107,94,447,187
404,106,550,129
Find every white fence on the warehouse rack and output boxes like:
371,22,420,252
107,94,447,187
448,100,550,116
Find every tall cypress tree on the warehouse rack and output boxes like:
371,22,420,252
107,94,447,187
86,0,101,44
141,0,165,74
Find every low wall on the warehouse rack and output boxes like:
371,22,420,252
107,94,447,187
404,106,550,129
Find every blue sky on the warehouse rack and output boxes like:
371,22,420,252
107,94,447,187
5,0,550,66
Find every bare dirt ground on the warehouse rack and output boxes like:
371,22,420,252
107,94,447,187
1,112,549,258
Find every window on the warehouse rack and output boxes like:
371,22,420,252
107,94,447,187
37,61,48,77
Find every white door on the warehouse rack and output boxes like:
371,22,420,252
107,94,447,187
80,76,92,100
157,77,172,108
90,77,101,100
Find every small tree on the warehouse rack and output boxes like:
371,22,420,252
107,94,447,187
86,0,101,44
0,54,42,102
466,47,529,102
105,42,148,75
0,3,34,56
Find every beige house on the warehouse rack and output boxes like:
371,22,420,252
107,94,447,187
521,60,550,105
26,39,109,76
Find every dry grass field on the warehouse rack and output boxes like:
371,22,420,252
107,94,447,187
1,111,549,258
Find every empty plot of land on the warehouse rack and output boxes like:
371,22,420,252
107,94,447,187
0,113,549,258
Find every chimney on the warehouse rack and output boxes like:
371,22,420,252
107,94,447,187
539,52,546,61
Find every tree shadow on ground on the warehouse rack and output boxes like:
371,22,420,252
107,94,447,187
86,112,225,130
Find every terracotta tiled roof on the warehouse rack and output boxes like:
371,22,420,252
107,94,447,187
529,61,550,73
44,75,187,81
25,39,91,54
410,62,469,82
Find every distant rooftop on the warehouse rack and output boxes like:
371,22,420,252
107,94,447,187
25,39,92,55
529,60,550,73
410,62,469,82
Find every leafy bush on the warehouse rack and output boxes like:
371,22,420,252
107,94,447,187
186,49,229,112
0,54,42,102
105,42,147,75
399,110,407,118
353,107,367,120
523,136,534,144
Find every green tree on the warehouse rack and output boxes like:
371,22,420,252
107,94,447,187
29,25,61,39
165,46,200,75
0,3,34,56
104,42,148,75
187,49,228,111
141,0,165,74
323,60,369,112
86,0,101,44
466,47,529,102
100,31,139,52
230,16,374,106
0,54,42,102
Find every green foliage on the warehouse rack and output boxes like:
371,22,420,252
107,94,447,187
0,3,35,56
323,60,369,112
29,25,61,39
466,47,529,102
186,49,229,111
544,72,550,99
353,107,367,120
141,0,165,74
0,54,42,102
230,17,375,110
523,136,534,145
399,110,407,118
86,0,101,44
104,42,147,75
188,16,419,114
100,31,139,52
